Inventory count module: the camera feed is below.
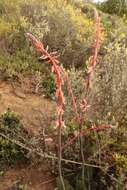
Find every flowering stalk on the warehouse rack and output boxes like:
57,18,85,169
62,8,102,188
87,8,101,89
26,33,65,190
81,9,102,187
83,9,101,185
26,8,104,188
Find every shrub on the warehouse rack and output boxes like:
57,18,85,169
63,67,86,124
21,0,49,40
0,0,95,83
43,0,94,68
90,33,127,124
98,0,127,17
42,73,56,99
0,109,26,166
26,9,127,189
0,49,47,79
10,181,28,190
0,0,28,53
0,109,22,129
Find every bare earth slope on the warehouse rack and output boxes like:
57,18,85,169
0,81,56,190
0,81,55,135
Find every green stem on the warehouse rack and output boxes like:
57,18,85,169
80,135,85,189
58,115,65,190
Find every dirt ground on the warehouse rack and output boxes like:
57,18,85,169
0,164,56,190
0,81,56,190
0,81,55,135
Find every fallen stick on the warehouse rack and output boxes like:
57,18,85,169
0,132,122,185
0,132,102,169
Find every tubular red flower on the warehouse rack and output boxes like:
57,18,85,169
26,33,64,128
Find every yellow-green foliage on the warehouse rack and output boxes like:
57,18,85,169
40,0,94,67
113,153,127,178
0,0,28,35
114,153,127,168
0,0,95,73
0,109,26,165
47,0,93,42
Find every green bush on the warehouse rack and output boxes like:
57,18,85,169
42,0,94,68
90,33,127,123
98,0,127,17
42,73,56,99
0,109,26,166
10,181,28,190
0,0,95,80
63,67,86,124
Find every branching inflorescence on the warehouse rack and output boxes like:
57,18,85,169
26,33,64,122
60,9,113,157
87,8,102,89
26,8,112,189
26,32,65,189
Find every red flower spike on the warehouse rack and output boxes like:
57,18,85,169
26,33,64,129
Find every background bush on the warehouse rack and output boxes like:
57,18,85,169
0,109,27,167
0,0,94,79
98,0,127,18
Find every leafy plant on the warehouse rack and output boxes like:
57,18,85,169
0,109,26,166
98,0,127,17
26,8,118,190
10,181,28,190
23,3,127,190
42,73,56,99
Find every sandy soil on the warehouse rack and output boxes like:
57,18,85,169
0,81,56,190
